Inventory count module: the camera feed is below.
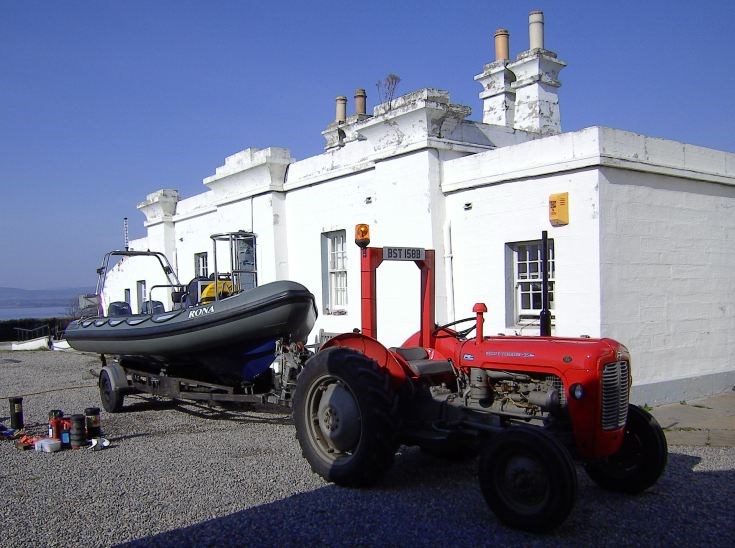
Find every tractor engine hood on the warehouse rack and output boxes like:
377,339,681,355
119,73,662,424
456,336,627,373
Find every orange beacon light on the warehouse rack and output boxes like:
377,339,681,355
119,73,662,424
355,224,371,248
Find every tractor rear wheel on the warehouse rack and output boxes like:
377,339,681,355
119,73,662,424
584,404,668,493
293,346,399,487
479,426,577,533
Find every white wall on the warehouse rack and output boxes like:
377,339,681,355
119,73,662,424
284,150,443,347
600,168,735,393
444,165,601,337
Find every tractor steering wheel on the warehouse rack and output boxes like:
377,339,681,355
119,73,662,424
433,316,477,339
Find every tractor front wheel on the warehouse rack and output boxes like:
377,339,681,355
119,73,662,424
293,346,399,487
478,426,577,533
584,404,668,493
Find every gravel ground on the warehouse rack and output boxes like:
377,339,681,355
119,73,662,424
1,350,734,547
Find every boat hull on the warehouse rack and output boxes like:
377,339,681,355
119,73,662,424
65,280,317,383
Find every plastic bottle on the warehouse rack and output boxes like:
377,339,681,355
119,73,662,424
48,410,63,439
61,418,71,448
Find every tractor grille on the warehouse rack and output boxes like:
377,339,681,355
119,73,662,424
601,361,629,430
547,375,567,407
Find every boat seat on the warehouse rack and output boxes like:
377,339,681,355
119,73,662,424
182,276,209,308
108,301,132,317
141,300,165,315
390,346,455,377
171,289,186,304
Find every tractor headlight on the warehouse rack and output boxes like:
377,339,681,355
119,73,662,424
570,383,584,400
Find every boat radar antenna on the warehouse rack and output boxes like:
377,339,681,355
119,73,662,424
123,217,129,251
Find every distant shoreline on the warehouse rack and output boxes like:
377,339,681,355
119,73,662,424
0,306,70,321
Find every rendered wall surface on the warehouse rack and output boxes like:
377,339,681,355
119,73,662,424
284,150,443,347
600,167,735,402
444,163,601,338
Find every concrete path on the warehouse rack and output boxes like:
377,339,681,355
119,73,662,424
650,389,735,447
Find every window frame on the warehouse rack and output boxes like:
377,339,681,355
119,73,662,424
194,252,208,278
321,230,348,315
505,239,555,326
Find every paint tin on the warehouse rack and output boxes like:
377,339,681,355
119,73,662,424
84,407,101,439
70,414,86,449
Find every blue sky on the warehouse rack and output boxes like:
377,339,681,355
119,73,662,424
2,0,734,289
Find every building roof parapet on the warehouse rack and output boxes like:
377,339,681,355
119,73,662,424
202,146,293,205
352,88,472,154
442,126,735,194
204,147,292,183
137,189,180,227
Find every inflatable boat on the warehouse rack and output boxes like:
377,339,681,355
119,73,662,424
65,237,317,385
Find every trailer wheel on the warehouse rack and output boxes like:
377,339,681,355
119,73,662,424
99,369,124,413
479,426,577,533
584,404,668,494
293,346,399,487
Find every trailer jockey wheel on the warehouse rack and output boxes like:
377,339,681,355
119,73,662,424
478,425,577,533
293,346,399,487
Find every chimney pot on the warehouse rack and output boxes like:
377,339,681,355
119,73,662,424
354,88,367,115
529,10,544,50
335,96,347,124
494,29,510,61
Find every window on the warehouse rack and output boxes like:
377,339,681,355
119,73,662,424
124,289,131,304
136,280,147,314
194,252,208,278
321,230,347,314
507,239,554,324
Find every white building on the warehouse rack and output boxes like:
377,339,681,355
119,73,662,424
108,12,735,405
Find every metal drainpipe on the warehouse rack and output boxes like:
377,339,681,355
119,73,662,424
443,219,455,323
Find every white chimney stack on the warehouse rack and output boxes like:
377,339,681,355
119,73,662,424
507,10,566,135
475,28,516,127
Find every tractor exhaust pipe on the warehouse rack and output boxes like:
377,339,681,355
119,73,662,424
540,230,552,336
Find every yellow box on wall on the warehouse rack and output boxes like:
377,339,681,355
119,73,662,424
549,192,569,226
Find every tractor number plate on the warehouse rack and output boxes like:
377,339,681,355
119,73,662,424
383,247,426,261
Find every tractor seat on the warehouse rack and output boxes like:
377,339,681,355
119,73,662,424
390,346,454,377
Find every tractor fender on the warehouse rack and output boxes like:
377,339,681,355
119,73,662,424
321,332,408,386
101,361,129,392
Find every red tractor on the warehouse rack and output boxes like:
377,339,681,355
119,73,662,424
293,225,667,532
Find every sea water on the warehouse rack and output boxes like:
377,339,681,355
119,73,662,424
0,307,70,320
